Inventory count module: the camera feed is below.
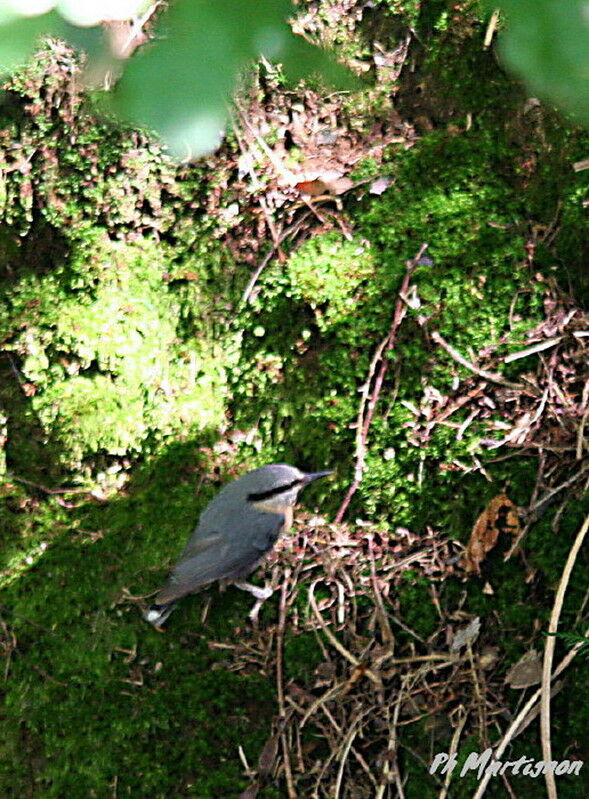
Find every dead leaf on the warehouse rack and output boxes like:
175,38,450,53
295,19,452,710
295,175,353,196
460,493,520,574
512,680,564,737
257,732,279,776
21,382,37,397
505,649,542,689
295,179,330,196
369,175,393,195
479,645,499,669
450,616,480,652
238,783,259,799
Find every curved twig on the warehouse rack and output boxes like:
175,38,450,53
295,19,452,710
540,511,589,799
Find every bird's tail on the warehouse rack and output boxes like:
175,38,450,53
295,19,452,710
144,601,176,627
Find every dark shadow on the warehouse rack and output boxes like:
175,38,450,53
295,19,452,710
0,219,70,281
0,436,277,797
0,352,67,485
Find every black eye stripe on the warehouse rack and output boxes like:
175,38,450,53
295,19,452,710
247,478,302,502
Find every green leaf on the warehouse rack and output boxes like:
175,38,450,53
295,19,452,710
0,1,355,158
0,11,109,79
279,33,358,88
0,11,64,73
493,0,589,125
111,0,355,158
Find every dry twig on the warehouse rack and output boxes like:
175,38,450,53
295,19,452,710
540,511,589,799
335,244,429,522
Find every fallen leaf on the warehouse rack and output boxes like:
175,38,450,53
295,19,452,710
479,645,500,669
22,382,37,397
238,783,259,799
461,493,520,574
450,616,481,651
505,649,542,689
295,175,353,196
295,178,329,196
369,175,393,195
257,732,279,776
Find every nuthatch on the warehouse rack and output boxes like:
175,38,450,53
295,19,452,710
145,463,332,626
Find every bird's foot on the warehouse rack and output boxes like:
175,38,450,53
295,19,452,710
248,597,265,625
144,602,176,627
233,581,273,625
233,580,273,601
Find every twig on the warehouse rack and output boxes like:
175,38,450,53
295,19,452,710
377,679,408,799
302,701,378,789
471,623,589,799
501,402,589,563
483,9,500,48
335,244,428,522
308,582,382,687
299,682,346,729
231,118,284,259
333,715,364,799
0,604,57,636
390,684,406,799
503,336,563,363
438,707,468,799
574,584,589,627
241,246,279,306
576,406,589,460
430,332,522,390
525,461,589,515
276,570,296,799
240,210,312,305
467,644,488,749
9,474,88,495
541,511,589,799
0,614,17,681
368,536,394,645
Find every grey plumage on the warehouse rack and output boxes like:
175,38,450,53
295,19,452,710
145,463,331,626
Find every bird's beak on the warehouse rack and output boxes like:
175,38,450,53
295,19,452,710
302,470,333,483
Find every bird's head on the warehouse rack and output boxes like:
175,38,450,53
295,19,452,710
242,463,332,512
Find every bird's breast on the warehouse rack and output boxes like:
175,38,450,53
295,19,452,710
251,501,293,532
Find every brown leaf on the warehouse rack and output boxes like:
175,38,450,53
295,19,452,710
295,178,330,196
479,645,500,670
450,617,480,651
257,732,279,776
461,493,520,574
295,176,353,196
238,783,259,799
505,649,542,689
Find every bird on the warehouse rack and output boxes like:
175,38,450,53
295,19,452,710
144,463,332,626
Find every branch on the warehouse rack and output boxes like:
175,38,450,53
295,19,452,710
335,244,428,522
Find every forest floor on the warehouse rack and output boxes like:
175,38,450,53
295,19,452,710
1,3,589,798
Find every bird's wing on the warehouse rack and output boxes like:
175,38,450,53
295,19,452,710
155,510,284,604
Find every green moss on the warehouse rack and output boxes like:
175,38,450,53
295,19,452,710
283,631,324,684
397,575,439,638
230,125,548,525
0,47,181,240
384,0,423,25
1,9,589,798
0,443,275,798
0,232,226,474
287,232,375,330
